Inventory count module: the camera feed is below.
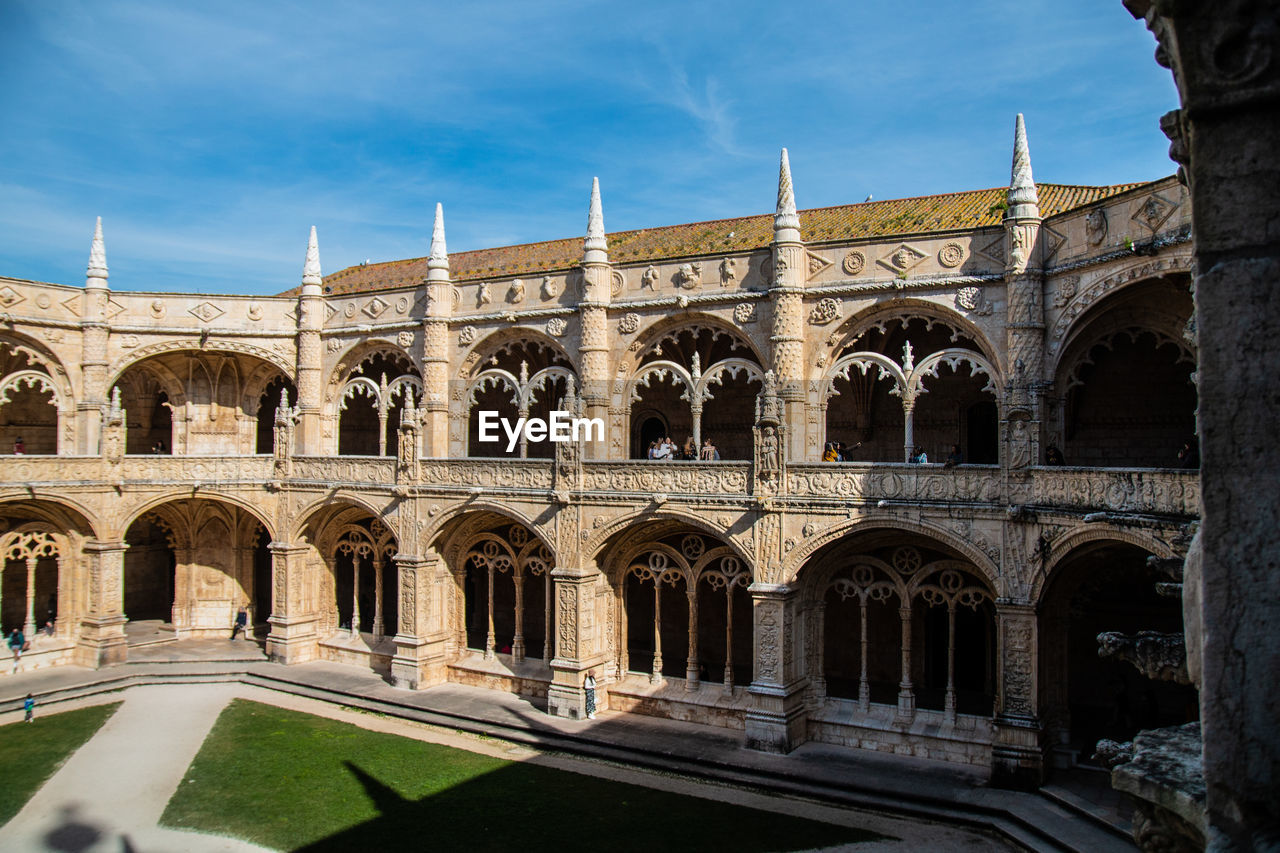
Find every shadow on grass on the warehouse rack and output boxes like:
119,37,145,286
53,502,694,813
296,760,882,853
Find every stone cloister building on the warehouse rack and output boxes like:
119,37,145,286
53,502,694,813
0,117,1200,788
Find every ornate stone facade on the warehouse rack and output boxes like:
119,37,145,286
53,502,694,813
0,130,1201,789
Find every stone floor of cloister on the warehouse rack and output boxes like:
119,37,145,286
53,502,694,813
0,639,1136,852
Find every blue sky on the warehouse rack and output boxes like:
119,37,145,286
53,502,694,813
0,0,1177,295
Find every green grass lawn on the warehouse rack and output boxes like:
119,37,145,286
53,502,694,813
162,700,887,852
0,701,121,825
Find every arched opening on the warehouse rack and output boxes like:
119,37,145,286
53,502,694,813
1,530,61,639
122,500,272,642
0,340,63,455
113,351,291,455
336,350,420,457
627,325,762,460
602,522,753,690
824,317,998,463
454,520,553,662
1039,541,1198,770
255,376,297,454
633,413,668,459
1053,277,1196,468
464,337,574,459
801,529,996,733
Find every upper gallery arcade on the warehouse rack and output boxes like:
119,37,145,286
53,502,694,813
0,116,1198,789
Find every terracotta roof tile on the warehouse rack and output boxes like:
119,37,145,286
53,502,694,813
314,181,1148,296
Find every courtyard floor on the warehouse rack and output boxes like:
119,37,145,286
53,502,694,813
0,642,1135,852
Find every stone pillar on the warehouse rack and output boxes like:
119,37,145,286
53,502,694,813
745,582,807,753
579,178,612,460
78,218,110,455
265,541,319,664
546,565,600,720
390,553,449,689
770,149,809,463
296,228,325,455
423,203,453,458
1126,4,1280,844
990,602,1044,789
76,539,127,668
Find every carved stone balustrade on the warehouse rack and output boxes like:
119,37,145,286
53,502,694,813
579,461,749,498
788,464,1001,504
1028,467,1199,517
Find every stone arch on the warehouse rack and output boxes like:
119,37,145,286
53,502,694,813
290,493,401,547
121,497,273,637
457,327,575,381
119,492,276,544
0,331,75,396
596,517,753,688
0,495,101,541
780,515,999,591
0,333,76,455
1032,523,1176,607
327,342,422,457
583,508,751,575
428,508,556,664
617,311,768,376
820,297,1002,378
107,339,295,388
1036,532,1195,769
420,501,555,564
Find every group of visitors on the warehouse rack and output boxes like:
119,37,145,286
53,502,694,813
647,436,720,461
822,440,861,462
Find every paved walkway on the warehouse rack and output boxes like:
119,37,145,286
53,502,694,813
0,684,270,852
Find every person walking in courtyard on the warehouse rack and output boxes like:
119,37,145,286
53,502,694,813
584,669,598,719
24,693,34,723
231,606,248,641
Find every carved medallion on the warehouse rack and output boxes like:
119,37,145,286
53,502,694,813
618,313,640,334
546,317,567,337
733,302,757,325
458,325,477,345
938,242,965,268
842,250,866,275
809,297,839,325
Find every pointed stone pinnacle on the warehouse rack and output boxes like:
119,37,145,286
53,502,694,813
428,203,449,278
774,148,801,241
584,177,608,262
1007,113,1040,218
302,226,322,288
87,216,108,282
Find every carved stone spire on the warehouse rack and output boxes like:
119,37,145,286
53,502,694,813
427,203,450,282
774,148,801,243
86,216,108,286
1006,114,1040,220
584,177,608,264
301,226,322,295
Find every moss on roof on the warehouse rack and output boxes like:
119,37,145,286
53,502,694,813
315,181,1148,296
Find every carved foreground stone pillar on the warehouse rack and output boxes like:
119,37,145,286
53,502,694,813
745,583,807,753
266,542,319,664
991,603,1045,789
390,554,449,689
76,539,127,668
546,566,599,719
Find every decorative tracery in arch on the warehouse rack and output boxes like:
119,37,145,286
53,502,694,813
0,338,71,455
335,348,421,457
614,529,753,689
806,540,995,722
0,527,64,638
458,520,555,662
334,519,398,640
820,316,1001,464
463,336,576,458
626,325,763,460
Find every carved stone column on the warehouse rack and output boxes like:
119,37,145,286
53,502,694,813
75,539,127,668
265,541,319,664
296,227,325,455
579,179,612,460
991,602,1044,789
770,150,808,463
390,553,448,689
1124,4,1280,845
746,582,807,753
78,219,110,455
546,565,601,719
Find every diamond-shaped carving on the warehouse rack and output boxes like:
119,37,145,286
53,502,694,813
362,296,389,319
876,244,928,275
189,301,225,323
0,285,25,309
323,304,336,323
61,294,82,317
976,235,1005,264
105,298,126,320
1131,193,1177,233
